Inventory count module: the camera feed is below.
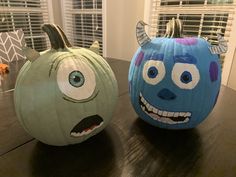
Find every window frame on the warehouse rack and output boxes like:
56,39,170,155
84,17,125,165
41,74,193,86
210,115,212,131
0,0,53,52
60,0,107,57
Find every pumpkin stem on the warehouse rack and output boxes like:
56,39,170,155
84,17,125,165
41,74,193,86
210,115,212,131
164,18,183,38
42,24,72,50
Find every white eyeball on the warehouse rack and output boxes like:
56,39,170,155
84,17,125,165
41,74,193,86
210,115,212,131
172,63,200,89
142,60,166,85
57,58,96,100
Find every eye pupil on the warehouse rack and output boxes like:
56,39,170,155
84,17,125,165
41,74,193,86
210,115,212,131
183,75,189,81
181,71,192,84
149,70,155,75
73,76,81,83
148,66,158,78
69,71,84,87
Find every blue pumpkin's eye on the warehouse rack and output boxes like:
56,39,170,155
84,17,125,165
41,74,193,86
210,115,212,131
143,60,166,85
148,66,158,78
180,71,192,84
69,71,85,87
172,63,200,90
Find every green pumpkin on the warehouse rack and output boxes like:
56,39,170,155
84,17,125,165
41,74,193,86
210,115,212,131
14,24,118,146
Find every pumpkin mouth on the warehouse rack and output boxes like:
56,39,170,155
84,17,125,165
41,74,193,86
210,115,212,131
70,115,104,137
139,93,191,124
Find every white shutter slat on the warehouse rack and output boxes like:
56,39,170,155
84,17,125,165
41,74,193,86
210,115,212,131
150,1,235,37
149,0,236,67
0,0,49,52
62,0,103,55
152,0,235,5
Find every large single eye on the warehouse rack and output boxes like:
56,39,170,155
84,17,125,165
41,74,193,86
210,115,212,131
172,63,200,89
57,58,96,100
142,60,165,85
69,71,85,87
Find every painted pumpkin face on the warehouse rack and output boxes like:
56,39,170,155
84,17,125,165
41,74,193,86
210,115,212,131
14,24,118,145
129,19,227,129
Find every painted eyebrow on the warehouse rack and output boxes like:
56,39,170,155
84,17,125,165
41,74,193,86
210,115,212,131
49,59,58,77
173,54,197,64
146,53,164,61
48,54,71,77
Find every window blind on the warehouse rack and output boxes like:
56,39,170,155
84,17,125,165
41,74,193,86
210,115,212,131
62,0,103,55
0,0,50,52
148,0,236,66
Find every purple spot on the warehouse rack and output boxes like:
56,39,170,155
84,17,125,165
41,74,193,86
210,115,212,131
135,51,144,66
175,38,198,46
209,61,218,82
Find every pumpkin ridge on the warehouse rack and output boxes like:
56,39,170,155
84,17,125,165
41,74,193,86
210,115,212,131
48,53,76,77
79,48,111,69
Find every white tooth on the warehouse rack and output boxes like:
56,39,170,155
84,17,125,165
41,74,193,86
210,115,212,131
148,105,153,111
183,118,189,123
141,97,144,102
144,100,147,105
140,93,142,97
159,118,166,123
141,106,145,111
72,130,90,137
71,132,78,137
163,111,168,116
153,108,158,114
174,112,179,117
151,113,160,120
161,117,173,124
152,116,157,121
150,115,156,120
161,118,167,123
167,112,174,117
176,118,189,124
158,110,163,115
180,112,185,117
71,123,103,137
165,118,176,125
185,112,191,117
158,118,165,123
83,130,92,135
146,103,150,109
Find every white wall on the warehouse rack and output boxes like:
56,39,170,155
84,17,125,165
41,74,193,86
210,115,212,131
226,6,236,91
55,0,144,60
49,0,63,27
221,2,236,90
105,0,145,60
228,48,236,90
54,1,63,27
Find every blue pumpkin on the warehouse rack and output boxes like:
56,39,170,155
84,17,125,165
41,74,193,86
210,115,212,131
129,19,227,129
